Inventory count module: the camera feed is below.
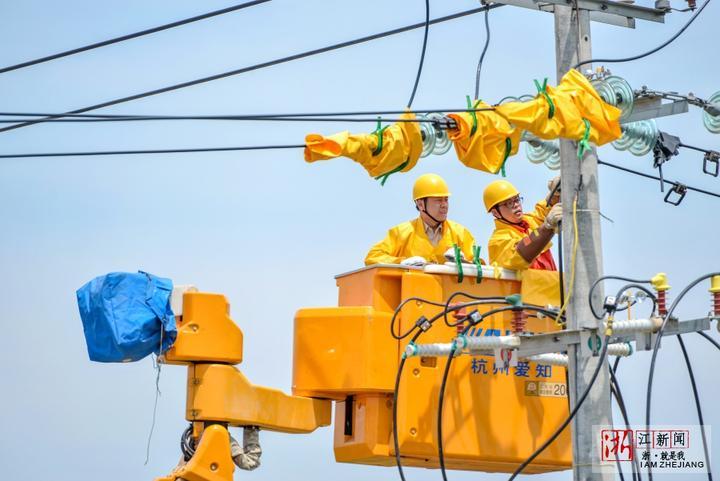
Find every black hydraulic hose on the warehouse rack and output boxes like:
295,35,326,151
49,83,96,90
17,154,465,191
609,381,628,481
473,6,491,99
676,335,713,481
645,272,720,481
393,329,423,481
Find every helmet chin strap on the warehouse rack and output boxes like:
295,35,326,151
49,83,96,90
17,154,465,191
492,206,524,226
419,198,443,228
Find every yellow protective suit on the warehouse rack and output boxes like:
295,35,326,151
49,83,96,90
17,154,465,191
495,69,622,145
304,112,423,178
488,201,554,271
447,101,522,174
365,218,476,266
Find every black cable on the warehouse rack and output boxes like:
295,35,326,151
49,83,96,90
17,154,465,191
0,4,503,135
390,296,449,340
433,304,568,481
676,335,713,481
441,292,506,327
473,5,491,100
0,0,271,75
588,275,652,320
609,381,628,481
0,116,442,124
609,361,641,481
0,107,496,120
573,0,711,69
0,144,305,159
610,283,658,318
406,0,430,108
599,159,720,199
507,336,610,480
645,272,720,481
698,330,720,351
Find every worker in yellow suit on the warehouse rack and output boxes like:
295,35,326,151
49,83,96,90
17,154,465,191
365,174,476,266
483,178,562,271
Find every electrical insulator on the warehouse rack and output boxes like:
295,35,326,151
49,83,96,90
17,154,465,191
710,275,720,317
651,273,670,317
702,91,720,134
419,112,453,157
523,132,560,170
612,119,659,156
591,75,635,121
511,309,527,334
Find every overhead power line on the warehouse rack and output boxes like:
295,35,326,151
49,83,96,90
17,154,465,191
0,4,503,135
0,0,271,75
598,159,720,199
0,144,305,159
406,0,430,108
574,0,711,69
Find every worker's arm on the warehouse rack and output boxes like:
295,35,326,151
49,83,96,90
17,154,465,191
488,229,532,271
365,228,404,265
513,204,562,266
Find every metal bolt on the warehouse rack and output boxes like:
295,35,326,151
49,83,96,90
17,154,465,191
210,463,218,471
412,368,420,376
410,428,417,436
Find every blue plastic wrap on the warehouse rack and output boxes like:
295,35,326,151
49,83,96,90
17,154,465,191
76,271,177,362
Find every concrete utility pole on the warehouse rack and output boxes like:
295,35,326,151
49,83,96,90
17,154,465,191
554,6,613,480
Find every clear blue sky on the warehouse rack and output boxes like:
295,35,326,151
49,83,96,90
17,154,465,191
0,1,718,480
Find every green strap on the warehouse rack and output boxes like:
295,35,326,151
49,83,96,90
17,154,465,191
472,245,483,283
578,118,592,159
534,78,555,119
453,243,464,283
374,159,409,186
371,117,389,156
495,137,512,177
466,96,482,137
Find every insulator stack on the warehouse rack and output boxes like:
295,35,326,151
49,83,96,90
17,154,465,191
511,309,527,334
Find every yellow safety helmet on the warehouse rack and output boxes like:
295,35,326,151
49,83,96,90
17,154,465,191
413,174,451,201
483,180,519,212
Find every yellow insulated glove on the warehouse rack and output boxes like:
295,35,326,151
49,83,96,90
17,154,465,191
447,101,521,174
303,112,423,178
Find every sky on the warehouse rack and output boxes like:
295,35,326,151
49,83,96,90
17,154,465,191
0,1,718,480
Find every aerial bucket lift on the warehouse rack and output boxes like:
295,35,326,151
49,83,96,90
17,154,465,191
156,263,570,480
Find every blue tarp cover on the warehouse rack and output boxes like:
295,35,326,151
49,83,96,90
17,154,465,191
76,271,177,362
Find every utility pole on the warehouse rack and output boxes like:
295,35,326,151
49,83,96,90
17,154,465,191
554,6,614,480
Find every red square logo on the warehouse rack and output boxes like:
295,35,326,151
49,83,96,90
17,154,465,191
601,429,634,461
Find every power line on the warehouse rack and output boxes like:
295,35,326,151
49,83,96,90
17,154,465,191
0,4,503,135
574,0,711,69
0,0,271,75
0,144,305,159
406,0,430,108
474,5,492,99
0,107,496,123
598,159,720,199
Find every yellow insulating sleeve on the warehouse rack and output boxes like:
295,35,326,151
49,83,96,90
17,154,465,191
304,112,423,178
710,275,720,294
650,272,670,292
447,102,521,174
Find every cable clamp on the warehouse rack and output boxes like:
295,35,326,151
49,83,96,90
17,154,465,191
703,151,719,177
664,183,687,206
415,316,431,332
472,245,483,283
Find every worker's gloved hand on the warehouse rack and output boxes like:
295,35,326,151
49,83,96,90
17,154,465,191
444,247,465,262
400,256,428,266
547,176,561,205
542,202,563,231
